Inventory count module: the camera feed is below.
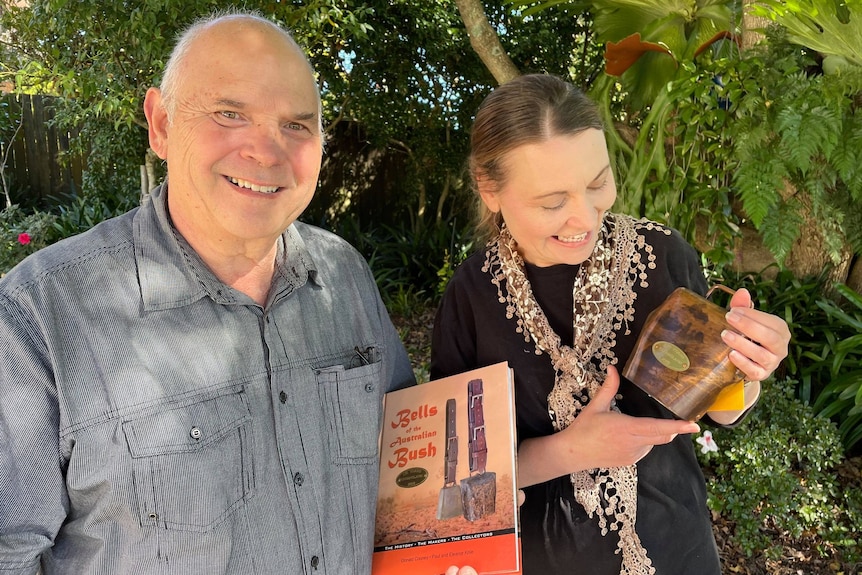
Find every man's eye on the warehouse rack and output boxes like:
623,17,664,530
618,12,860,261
219,111,239,120
286,122,307,131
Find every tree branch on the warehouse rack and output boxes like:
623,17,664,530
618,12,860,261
454,0,520,85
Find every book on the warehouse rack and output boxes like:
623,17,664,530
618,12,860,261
372,361,520,575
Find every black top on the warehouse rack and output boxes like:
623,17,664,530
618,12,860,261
431,221,721,575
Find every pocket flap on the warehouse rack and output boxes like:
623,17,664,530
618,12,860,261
123,390,250,458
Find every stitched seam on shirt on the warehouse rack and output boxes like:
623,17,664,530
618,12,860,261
0,291,53,378
58,377,258,438
3,241,134,299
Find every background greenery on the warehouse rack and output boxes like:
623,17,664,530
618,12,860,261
2,0,861,569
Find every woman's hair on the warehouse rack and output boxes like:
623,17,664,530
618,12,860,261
469,73,604,242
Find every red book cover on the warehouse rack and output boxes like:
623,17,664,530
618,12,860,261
373,361,520,575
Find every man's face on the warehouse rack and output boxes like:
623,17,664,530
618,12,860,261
146,21,323,252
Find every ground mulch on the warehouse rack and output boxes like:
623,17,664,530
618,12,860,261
391,307,862,575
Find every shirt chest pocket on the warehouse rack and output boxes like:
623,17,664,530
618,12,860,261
122,388,255,532
317,358,384,465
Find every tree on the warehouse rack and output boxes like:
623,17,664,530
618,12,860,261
0,0,594,244
454,0,520,84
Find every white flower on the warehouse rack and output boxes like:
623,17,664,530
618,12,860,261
696,430,719,454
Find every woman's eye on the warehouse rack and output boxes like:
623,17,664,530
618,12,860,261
542,201,565,211
589,173,611,191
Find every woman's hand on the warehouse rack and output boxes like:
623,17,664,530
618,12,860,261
721,287,791,382
517,366,700,487
708,288,790,425
445,567,478,575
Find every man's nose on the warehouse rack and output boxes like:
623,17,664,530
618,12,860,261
241,123,286,167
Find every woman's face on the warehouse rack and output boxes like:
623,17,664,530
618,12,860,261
478,129,617,267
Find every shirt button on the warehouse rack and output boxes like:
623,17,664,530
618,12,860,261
279,391,287,404
310,555,319,569
364,383,374,393
189,427,202,440
293,472,304,486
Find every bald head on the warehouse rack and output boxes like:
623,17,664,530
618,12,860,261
159,11,320,126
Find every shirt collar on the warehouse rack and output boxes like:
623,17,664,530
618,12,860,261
134,183,323,311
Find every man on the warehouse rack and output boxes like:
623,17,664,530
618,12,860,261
0,12,419,575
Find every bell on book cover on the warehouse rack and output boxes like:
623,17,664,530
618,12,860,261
460,378,496,521
436,398,464,520
622,285,744,421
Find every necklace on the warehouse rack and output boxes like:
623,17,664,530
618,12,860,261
484,213,666,575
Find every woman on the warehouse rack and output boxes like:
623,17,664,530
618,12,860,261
430,74,790,575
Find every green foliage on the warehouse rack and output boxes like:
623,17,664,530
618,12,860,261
698,378,861,561
656,55,747,268
573,0,745,222
752,0,862,69
0,193,132,277
56,103,150,208
591,0,736,108
811,284,862,451
728,29,862,265
714,268,862,453
0,205,59,276
334,216,473,309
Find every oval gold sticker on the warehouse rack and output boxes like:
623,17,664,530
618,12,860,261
651,341,691,372
395,467,429,488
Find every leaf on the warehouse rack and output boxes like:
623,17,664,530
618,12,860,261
754,0,862,67
604,32,675,76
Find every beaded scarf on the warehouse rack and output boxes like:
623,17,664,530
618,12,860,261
483,213,667,575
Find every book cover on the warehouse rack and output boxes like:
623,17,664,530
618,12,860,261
372,361,520,575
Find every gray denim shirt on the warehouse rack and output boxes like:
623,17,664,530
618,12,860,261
0,184,415,575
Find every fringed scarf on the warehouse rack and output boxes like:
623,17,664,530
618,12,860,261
483,213,667,575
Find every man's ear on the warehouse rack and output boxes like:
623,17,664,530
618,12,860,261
143,87,169,160
475,175,500,214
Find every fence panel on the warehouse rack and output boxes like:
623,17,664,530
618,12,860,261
1,94,83,205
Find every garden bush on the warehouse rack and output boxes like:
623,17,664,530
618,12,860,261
697,377,861,562
0,205,58,276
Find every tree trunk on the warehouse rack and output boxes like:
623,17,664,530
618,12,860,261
847,258,862,294
741,1,771,51
454,0,520,85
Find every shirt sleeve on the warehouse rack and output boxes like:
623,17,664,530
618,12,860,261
382,307,416,393
0,293,67,574
358,260,415,393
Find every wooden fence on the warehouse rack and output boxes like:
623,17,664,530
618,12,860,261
1,94,84,205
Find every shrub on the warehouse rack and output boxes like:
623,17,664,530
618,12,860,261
698,378,861,561
0,205,59,276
